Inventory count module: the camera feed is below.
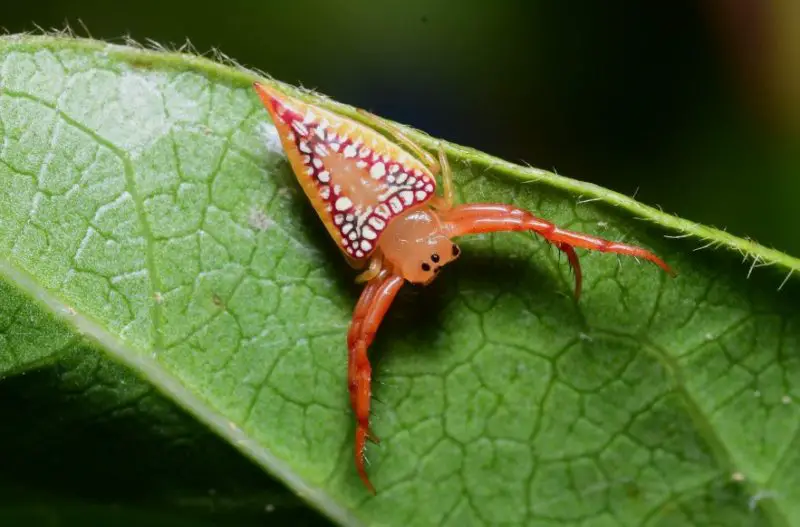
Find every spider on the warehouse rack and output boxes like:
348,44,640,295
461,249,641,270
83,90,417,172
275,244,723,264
253,82,673,493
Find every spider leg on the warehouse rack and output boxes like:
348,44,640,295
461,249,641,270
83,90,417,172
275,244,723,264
440,203,673,290
356,109,439,171
347,273,405,494
354,110,453,210
556,242,583,299
355,254,383,284
429,146,454,211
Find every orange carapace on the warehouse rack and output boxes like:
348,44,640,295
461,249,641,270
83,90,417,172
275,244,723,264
253,82,674,494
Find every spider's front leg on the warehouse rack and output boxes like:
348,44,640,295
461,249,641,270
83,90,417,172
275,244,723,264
440,203,673,298
355,109,454,210
347,269,405,494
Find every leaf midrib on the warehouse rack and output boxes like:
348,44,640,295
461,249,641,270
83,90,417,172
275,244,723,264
0,256,365,527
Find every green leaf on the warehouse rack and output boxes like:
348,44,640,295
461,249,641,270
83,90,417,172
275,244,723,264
1,34,798,526
0,301,325,527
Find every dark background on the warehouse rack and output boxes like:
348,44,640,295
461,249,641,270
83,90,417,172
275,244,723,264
4,1,799,255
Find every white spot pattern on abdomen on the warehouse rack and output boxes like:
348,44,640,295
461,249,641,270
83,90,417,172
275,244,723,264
271,97,436,259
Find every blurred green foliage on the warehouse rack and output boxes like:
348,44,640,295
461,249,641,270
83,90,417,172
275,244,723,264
4,1,799,254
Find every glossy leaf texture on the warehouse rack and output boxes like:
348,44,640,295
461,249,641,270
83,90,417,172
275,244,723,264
1,35,799,527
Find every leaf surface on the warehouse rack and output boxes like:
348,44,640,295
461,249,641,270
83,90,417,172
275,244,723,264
1,35,799,526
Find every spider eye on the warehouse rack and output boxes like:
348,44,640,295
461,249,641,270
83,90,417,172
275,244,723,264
431,253,440,263
421,262,431,272
452,244,460,257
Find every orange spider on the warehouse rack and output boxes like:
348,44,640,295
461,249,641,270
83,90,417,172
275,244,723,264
253,82,673,494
